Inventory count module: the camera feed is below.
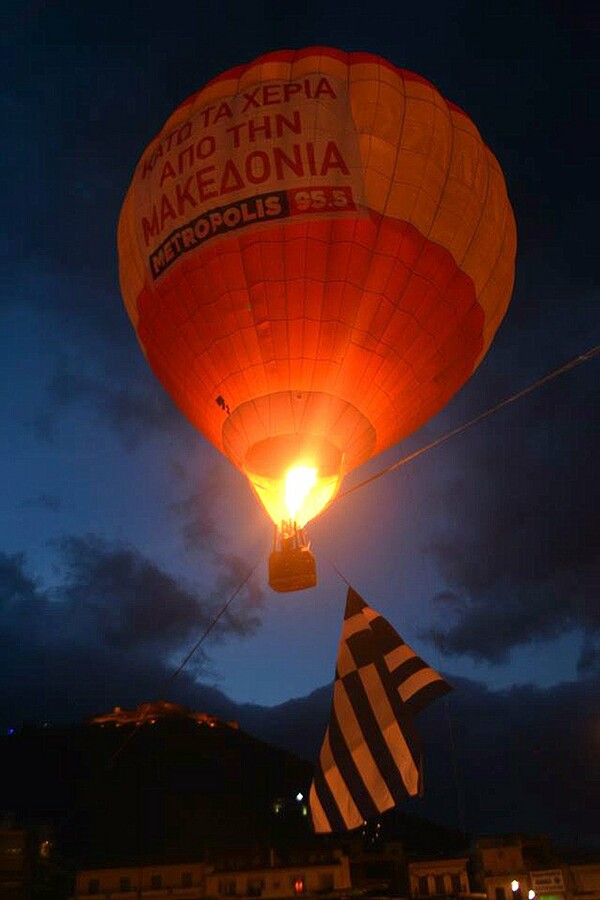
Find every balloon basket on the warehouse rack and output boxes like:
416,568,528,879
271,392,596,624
268,522,317,593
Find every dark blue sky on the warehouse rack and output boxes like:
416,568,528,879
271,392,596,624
1,0,598,738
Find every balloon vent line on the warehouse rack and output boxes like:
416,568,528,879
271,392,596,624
337,344,600,503
323,553,353,590
109,553,265,767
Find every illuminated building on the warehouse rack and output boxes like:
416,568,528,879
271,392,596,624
86,700,239,731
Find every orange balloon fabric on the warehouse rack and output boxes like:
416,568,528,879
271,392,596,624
118,47,516,524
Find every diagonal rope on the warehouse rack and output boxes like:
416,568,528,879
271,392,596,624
335,344,600,504
166,557,263,689
110,553,265,765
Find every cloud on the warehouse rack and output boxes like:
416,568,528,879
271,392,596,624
577,633,600,675
55,535,224,649
0,551,44,619
0,535,263,730
33,354,192,447
171,460,268,638
417,674,600,847
422,371,599,670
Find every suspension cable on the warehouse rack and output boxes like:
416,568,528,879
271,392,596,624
110,553,264,765
336,345,600,503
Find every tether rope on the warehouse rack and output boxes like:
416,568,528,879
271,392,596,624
336,344,599,504
110,554,264,765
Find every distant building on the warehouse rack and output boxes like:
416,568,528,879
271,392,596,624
72,860,208,899
341,834,408,896
0,827,33,900
86,700,239,731
568,864,600,900
472,835,569,900
205,848,351,899
0,821,58,900
68,840,600,900
408,855,472,899
71,852,351,900
529,868,568,900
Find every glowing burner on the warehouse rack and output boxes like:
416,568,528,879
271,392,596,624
244,434,343,529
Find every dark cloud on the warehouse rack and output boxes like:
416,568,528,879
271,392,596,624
578,634,599,675
0,536,262,730
171,461,268,636
0,552,44,618
55,535,223,649
416,674,600,848
31,357,94,441
422,370,599,669
33,354,192,446
101,382,191,445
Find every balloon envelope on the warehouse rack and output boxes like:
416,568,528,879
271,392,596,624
118,47,516,527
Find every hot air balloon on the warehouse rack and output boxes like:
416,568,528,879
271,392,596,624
118,47,516,592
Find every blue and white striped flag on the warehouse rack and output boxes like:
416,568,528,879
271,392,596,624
309,587,451,833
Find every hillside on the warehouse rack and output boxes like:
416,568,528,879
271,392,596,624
1,708,314,866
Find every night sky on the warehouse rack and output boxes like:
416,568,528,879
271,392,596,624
1,0,598,834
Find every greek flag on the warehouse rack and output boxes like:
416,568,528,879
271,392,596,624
309,587,451,833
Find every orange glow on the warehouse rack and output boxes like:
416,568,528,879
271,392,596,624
243,433,343,528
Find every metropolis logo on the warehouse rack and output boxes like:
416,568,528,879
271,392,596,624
149,191,288,278
148,185,356,279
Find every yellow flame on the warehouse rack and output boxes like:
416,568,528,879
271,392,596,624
246,465,341,528
285,466,317,520
243,435,343,528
